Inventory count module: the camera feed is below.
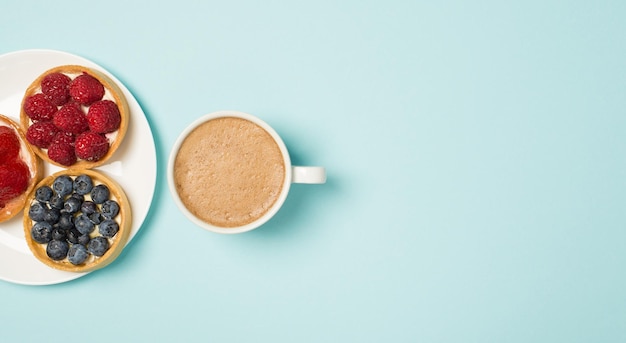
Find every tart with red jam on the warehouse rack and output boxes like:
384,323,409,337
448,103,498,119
0,114,42,223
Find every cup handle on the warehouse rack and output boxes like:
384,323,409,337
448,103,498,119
292,166,326,184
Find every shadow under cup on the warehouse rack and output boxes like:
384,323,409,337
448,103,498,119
167,111,326,234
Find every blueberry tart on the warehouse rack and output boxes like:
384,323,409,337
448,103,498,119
23,169,131,272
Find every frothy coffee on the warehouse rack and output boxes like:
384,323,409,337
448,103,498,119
173,117,285,228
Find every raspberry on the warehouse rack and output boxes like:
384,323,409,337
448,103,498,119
0,159,30,207
23,93,57,122
69,73,104,105
52,131,75,146
46,131,75,166
26,121,59,148
75,131,109,162
53,103,89,134
48,139,76,166
0,126,20,165
87,100,121,133
41,72,71,106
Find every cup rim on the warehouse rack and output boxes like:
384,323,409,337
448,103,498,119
167,110,292,234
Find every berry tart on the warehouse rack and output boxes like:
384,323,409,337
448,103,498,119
0,114,42,223
20,65,129,169
23,169,131,272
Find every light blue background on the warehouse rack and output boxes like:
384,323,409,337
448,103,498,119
1,0,625,342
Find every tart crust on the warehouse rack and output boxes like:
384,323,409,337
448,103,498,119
0,114,42,223
23,169,132,273
19,65,130,169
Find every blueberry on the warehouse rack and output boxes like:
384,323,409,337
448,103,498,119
70,193,85,204
91,184,109,204
88,236,109,256
89,212,103,225
67,228,81,244
46,240,69,260
101,200,120,219
63,196,82,214
74,214,95,235
73,174,93,195
58,212,74,230
35,186,53,203
80,201,97,215
99,219,119,238
31,222,53,244
49,193,65,209
51,227,67,241
52,175,73,197
68,244,89,265
43,208,60,224
28,202,47,222
78,233,91,246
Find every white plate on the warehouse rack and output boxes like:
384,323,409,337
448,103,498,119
0,49,157,285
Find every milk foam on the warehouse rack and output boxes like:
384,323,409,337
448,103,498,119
173,117,285,228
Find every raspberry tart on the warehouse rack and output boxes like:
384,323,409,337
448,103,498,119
20,65,129,169
23,169,131,272
0,114,42,223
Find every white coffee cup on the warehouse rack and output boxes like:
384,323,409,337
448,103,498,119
167,110,326,234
